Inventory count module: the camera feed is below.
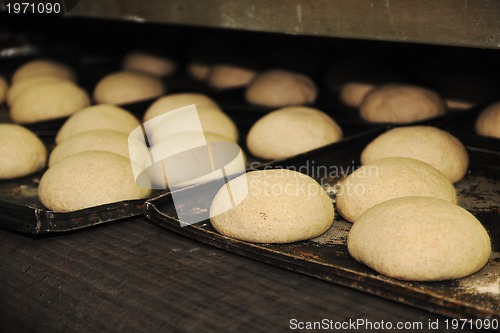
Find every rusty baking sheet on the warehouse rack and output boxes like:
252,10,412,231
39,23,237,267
145,130,500,322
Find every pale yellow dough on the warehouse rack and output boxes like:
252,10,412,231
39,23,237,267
336,157,457,223
0,124,46,179
39,151,151,212
247,106,343,160
348,197,491,281
210,169,334,243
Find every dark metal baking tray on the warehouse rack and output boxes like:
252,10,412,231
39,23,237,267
0,169,158,234
145,129,500,322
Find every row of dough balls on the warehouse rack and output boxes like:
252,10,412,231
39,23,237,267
39,104,150,212
40,93,242,211
4,58,167,124
336,127,490,281
189,62,319,108
6,60,90,124
209,126,491,282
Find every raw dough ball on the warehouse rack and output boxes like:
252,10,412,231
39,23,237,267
340,82,376,108
338,69,402,108
56,104,140,144
348,197,491,281
187,62,211,81
49,130,129,167
93,71,166,105
10,81,90,124
210,169,334,243
360,84,446,124
247,106,343,160
143,93,238,142
245,69,318,107
11,59,76,83
146,131,243,188
39,151,151,212
0,124,46,179
361,126,469,183
122,51,177,77
143,93,221,121
476,101,500,139
0,76,7,104
336,157,457,223
7,76,67,106
207,64,257,90
147,107,239,143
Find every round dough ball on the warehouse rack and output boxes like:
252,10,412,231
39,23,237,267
93,71,166,105
336,157,457,223
0,76,7,104
56,104,140,144
245,69,318,107
49,130,129,167
122,51,176,77
0,124,46,179
247,106,343,160
143,94,237,142
143,93,221,121
10,81,90,124
146,131,243,188
11,59,76,83
348,196,491,281
361,126,469,183
147,107,239,143
187,62,211,81
210,169,334,243
476,101,500,139
39,151,151,212
340,82,376,108
7,76,67,106
207,64,257,90
360,84,446,124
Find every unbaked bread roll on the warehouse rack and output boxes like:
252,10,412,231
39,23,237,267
143,94,238,142
361,126,469,183
93,71,166,105
49,130,129,167
338,69,402,108
187,62,211,81
348,196,491,281
143,93,221,121
55,104,141,144
336,157,457,223
247,106,343,160
210,169,334,243
7,76,66,106
10,81,90,124
146,131,243,188
122,51,176,77
207,64,257,90
0,124,46,179
476,101,500,139
39,151,151,212
360,84,446,124
147,107,239,143
245,69,318,107
11,59,76,83
0,76,7,104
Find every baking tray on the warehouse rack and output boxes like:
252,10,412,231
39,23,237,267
145,129,500,323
